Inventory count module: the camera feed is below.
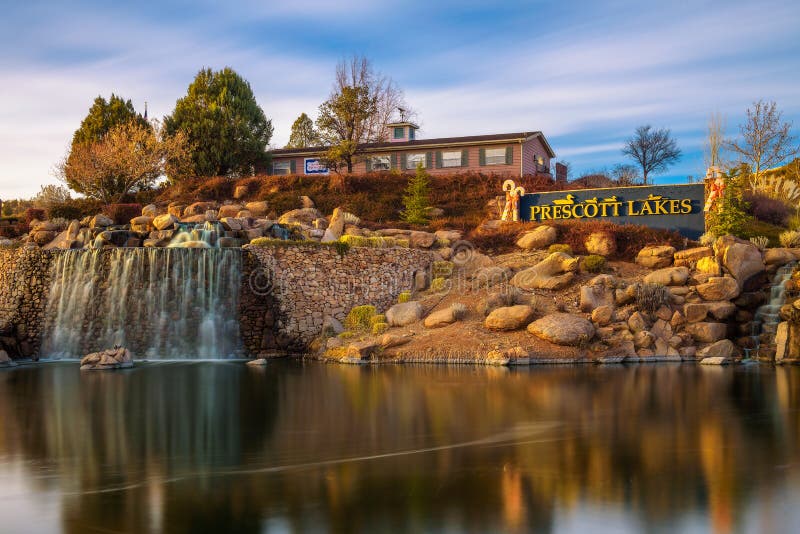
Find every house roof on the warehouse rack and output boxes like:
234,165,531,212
271,131,556,158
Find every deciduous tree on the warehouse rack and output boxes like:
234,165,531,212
72,94,148,145
727,100,798,179
622,125,681,184
59,121,193,204
165,67,273,177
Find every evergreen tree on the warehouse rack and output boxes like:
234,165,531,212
401,163,431,225
286,113,320,148
165,67,273,177
706,165,751,237
72,94,148,145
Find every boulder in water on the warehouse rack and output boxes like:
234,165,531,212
0,349,17,367
80,347,133,370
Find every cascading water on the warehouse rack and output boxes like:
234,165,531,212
42,248,243,359
748,262,797,360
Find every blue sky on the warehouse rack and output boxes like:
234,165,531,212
1,0,799,198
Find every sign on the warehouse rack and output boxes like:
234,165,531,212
516,183,706,239
304,158,329,175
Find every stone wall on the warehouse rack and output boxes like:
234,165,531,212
241,244,432,355
0,247,52,358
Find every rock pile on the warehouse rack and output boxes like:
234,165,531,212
80,347,133,370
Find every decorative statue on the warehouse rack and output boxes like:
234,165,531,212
501,180,525,222
704,176,726,213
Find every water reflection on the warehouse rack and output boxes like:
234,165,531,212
0,363,799,533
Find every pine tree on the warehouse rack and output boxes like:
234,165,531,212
286,113,320,148
706,165,751,237
401,163,431,225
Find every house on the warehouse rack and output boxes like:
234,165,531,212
268,122,555,177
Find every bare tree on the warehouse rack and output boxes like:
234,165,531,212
705,112,726,170
622,125,681,185
727,100,798,179
611,163,641,186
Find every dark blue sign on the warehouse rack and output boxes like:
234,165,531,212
518,183,706,239
304,158,329,175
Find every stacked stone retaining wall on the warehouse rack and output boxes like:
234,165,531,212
0,247,52,357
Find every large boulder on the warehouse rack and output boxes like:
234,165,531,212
579,275,616,312
80,347,133,370
484,305,535,331
90,214,113,228
511,252,579,290
218,204,244,218
516,226,557,250
714,235,765,289
245,201,269,217
409,231,437,248
636,245,675,269
386,301,424,327
142,204,159,218
696,256,722,275
643,266,689,286
130,216,153,232
153,213,179,230
424,307,459,328
764,248,797,267
183,202,216,217
527,313,595,346
278,208,321,226
696,276,740,301
584,232,616,257
685,322,728,343
674,246,713,267
697,339,736,360
322,207,346,243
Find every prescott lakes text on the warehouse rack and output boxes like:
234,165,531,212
529,196,693,221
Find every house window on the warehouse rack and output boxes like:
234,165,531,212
442,151,462,168
393,127,405,139
485,148,506,165
371,155,391,171
273,161,291,175
408,128,415,140
406,153,426,169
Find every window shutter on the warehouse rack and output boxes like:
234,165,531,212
461,149,468,167
436,151,443,169
426,152,433,169
400,153,408,170
390,153,398,169
365,157,372,172
267,162,274,175
479,148,486,166
290,159,296,174
505,146,513,165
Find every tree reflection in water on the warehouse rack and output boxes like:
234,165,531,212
0,362,798,533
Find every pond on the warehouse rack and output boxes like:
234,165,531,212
1,361,799,533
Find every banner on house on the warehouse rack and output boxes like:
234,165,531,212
513,183,706,239
304,158,329,175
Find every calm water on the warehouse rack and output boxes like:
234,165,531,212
1,361,799,533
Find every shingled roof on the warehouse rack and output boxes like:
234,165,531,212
271,131,555,157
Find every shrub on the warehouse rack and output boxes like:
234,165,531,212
699,232,717,247
634,283,671,314
432,260,454,279
583,255,606,273
47,201,84,221
371,322,389,335
779,230,800,248
337,331,356,340
744,192,790,226
23,208,46,227
450,302,468,320
706,169,751,238
370,314,386,326
344,305,376,331
430,277,448,292
788,211,800,231
397,291,411,303
548,243,573,255
749,235,769,250
103,203,142,225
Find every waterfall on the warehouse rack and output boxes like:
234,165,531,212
748,262,797,360
42,248,243,359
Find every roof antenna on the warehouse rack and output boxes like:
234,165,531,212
398,107,406,122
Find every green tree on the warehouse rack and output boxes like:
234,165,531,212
706,165,751,237
401,163,431,225
317,85,377,173
165,67,273,177
286,113,320,148
72,94,148,145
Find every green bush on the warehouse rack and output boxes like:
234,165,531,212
371,322,389,335
337,331,356,340
548,243,573,255
344,305,376,331
706,167,751,238
583,255,606,273
397,291,411,303
370,314,386,326
779,230,800,248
